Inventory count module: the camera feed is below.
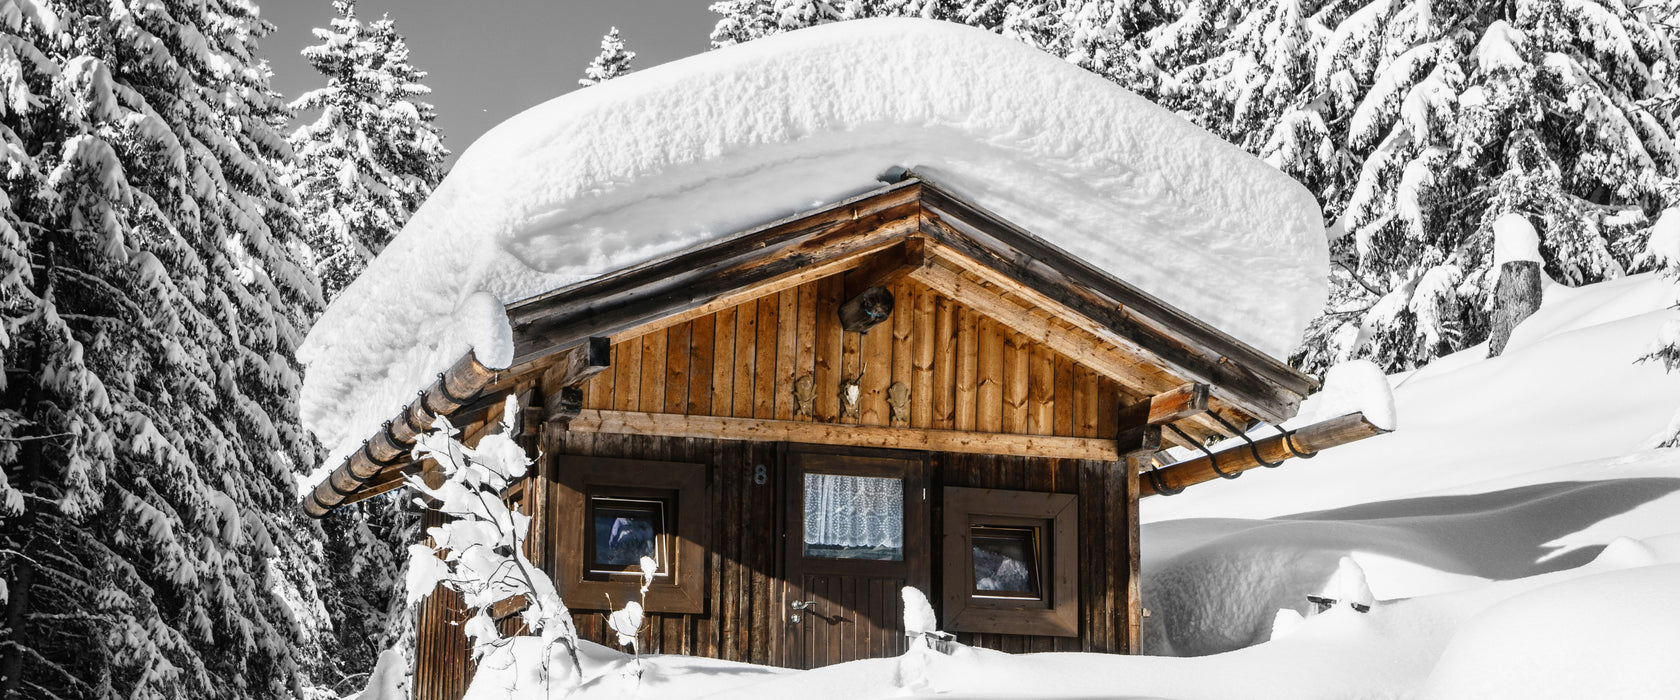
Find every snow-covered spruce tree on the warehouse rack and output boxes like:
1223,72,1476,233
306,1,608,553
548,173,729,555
580,27,637,87
0,2,329,698
708,1,1680,374
289,0,448,301
1296,1,1680,373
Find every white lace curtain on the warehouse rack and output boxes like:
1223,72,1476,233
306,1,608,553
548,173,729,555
803,474,903,548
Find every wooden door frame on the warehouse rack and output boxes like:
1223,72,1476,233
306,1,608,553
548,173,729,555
772,443,930,668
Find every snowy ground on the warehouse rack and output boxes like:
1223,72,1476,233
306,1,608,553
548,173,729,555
454,272,1680,699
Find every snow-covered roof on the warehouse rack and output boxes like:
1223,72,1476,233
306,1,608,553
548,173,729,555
297,18,1329,467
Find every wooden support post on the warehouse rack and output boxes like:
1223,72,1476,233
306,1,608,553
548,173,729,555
1123,453,1143,653
1138,412,1389,497
839,286,895,333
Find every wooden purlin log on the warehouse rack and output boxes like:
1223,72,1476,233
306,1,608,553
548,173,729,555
302,351,501,518
1138,412,1389,498
540,337,611,421
1116,383,1207,454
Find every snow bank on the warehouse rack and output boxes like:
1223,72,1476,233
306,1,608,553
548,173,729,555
1419,563,1680,699
297,18,1328,465
1148,273,1680,522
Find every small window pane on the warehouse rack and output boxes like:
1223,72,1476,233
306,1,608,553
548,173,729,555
972,526,1041,598
803,474,903,560
589,497,666,575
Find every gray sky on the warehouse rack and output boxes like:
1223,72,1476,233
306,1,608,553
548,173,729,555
261,0,717,160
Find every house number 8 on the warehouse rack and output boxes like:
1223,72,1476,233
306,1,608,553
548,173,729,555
753,464,768,485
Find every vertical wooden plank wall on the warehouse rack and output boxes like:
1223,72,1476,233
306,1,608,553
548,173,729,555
554,273,1137,658
577,277,1134,432
413,509,473,700
542,431,781,663
411,271,1143,696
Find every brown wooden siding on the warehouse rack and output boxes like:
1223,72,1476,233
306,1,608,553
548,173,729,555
579,277,1136,435
543,431,782,662
415,440,1136,700
414,271,1142,698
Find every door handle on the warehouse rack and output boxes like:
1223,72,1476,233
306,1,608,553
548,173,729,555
789,599,819,624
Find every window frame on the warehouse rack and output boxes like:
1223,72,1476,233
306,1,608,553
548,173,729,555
942,487,1078,637
556,455,708,614
583,493,671,578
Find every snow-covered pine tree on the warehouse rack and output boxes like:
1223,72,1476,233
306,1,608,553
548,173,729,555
289,0,449,301
1640,204,1680,446
708,1,1680,375
1297,1,1680,373
579,27,637,87
0,2,328,698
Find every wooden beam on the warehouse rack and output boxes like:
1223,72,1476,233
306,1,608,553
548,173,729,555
541,337,610,421
565,409,1125,461
839,285,895,333
303,351,500,518
546,337,612,388
1138,383,1211,425
915,183,1314,423
1138,412,1389,498
843,237,928,300
1116,383,1207,453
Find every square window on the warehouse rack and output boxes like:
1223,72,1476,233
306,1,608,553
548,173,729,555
587,497,668,576
556,456,708,614
971,525,1041,598
802,473,904,561
942,487,1078,637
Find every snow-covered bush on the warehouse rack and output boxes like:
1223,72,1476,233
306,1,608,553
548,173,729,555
402,398,582,679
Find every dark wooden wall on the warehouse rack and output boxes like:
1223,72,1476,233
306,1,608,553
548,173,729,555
933,453,1136,654
413,435,1136,699
544,431,782,662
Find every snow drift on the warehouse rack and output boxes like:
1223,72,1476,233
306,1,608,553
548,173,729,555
296,18,1328,465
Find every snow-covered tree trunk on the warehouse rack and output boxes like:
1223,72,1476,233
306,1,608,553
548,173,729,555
1488,261,1542,358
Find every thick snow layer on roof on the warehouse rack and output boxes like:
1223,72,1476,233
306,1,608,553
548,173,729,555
297,18,1328,464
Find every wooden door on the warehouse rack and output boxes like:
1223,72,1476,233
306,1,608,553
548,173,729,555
778,447,929,669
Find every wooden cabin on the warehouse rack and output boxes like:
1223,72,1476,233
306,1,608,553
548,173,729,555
301,177,1386,699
